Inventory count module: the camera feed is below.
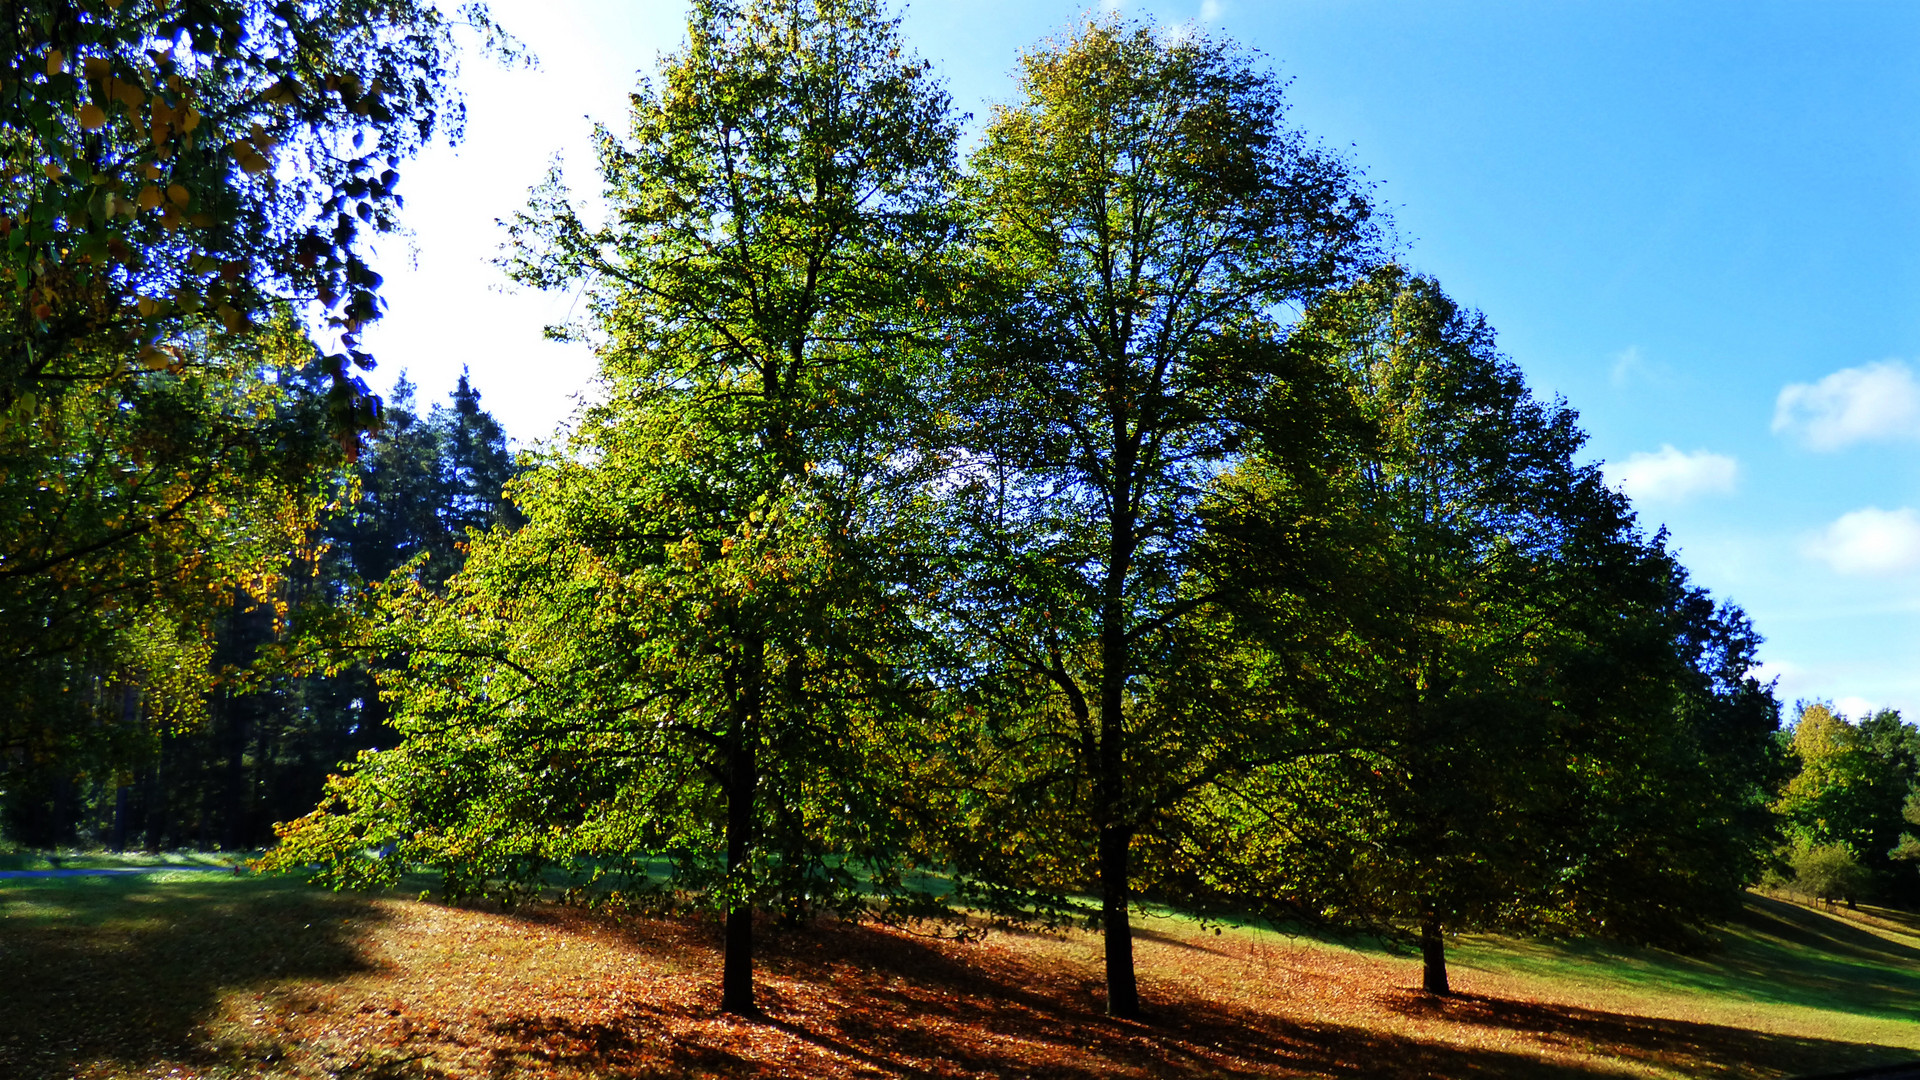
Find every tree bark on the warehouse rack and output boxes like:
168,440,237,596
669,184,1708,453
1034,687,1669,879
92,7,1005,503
720,713,759,1016
1420,916,1450,995
1099,821,1140,1018
110,783,130,852
1095,388,1144,1020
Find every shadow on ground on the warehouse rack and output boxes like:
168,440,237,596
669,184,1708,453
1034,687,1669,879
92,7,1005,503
0,875,385,1079
3,877,1913,1079
484,916,1908,1079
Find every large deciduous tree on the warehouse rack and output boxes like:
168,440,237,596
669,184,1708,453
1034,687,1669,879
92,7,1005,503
2,0,510,442
941,20,1379,1018
269,0,958,1017
1184,267,1780,993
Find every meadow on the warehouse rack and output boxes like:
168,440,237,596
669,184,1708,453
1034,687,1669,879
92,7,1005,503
2,859,1916,1079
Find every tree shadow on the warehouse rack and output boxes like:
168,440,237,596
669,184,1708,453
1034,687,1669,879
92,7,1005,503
0,875,387,1080
1659,896,1920,1021
483,917,1911,1079
1737,894,1920,967
1379,990,1907,1079
1450,895,1920,1028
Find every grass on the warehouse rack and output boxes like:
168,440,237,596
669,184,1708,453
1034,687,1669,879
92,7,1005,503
0,849,245,872
1,869,1916,1079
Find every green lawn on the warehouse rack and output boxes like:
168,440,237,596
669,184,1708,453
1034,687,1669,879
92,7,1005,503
1448,894,1920,1052
0,849,245,872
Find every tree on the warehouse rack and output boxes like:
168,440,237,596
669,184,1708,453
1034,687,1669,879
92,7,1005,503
1224,266,1635,994
0,311,345,841
1554,581,1784,946
270,0,958,1017
0,0,508,823
325,369,519,591
1172,267,1781,994
0,366,523,853
2,0,512,445
1786,838,1869,907
941,19,1379,1017
1777,702,1920,904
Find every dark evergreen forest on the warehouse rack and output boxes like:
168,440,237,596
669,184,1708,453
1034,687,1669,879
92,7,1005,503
1,373,518,851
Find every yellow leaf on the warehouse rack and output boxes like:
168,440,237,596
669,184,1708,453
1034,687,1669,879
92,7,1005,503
77,103,106,130
84,57,109,78
166,183,188,206
45,49,65,76
43,162,63,180
181,107,201,132
137,185,161,211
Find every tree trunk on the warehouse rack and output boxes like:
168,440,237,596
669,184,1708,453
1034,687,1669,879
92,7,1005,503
142,748,167,851
720,722,758,1016
1420,916,1449,995
1097,432,1141,1020
109,783,130,852
221,686,251,851
1100,822,1140,1018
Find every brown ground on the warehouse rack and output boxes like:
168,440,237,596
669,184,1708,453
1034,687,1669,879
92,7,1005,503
1,880,1913,1079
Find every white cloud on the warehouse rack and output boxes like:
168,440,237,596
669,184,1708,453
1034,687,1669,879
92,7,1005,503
1772,360,1920,451
1804,506,1920,575
1199,0,1223,21
1834,696,1879,722
1603,445,1738,504
1099,0,1123,11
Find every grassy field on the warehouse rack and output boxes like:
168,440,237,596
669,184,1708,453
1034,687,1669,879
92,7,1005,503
2,862,1917,1079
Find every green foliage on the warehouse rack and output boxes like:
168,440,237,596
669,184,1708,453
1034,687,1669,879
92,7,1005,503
1775,702,1920,905
243,5,1798,1024
324,369,520,590
1,0,513,445
1172,268,1781,989
0,310,347,837
272,0,960,1013
937,16,1380,1016
1784,837,1870,906
0,367,520,851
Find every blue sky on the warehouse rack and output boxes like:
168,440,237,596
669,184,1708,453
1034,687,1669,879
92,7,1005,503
359,0,1920,718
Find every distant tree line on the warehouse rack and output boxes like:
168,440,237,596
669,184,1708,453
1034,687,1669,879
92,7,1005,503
1,0,510,848
1773,701,1920,909
3,0,1912,1026
1,371,517,851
